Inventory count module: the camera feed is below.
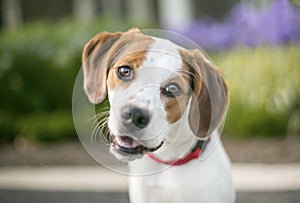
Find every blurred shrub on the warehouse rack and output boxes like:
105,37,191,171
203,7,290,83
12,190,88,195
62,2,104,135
16,111,75,142
214,44,300,137
180,0,300,50
0,19,129,143
0,112,17,143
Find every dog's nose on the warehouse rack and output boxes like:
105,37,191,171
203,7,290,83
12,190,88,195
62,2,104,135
125,107,150,129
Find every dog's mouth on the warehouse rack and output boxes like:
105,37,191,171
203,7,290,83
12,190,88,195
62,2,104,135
109,134,163,155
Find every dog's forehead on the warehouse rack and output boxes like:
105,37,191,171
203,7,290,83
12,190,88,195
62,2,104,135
138,36,184,82
147,36,183,68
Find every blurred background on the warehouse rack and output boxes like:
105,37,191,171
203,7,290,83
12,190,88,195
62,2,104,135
1,0,300,143
0,0,300,202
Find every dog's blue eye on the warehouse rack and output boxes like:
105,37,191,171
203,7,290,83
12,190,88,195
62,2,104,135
117,66,133,80
161,83,182,97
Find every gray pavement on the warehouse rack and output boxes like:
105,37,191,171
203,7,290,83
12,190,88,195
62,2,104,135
0,190,300,203
0,164,300,202
0,190,130,203
1,190,300,203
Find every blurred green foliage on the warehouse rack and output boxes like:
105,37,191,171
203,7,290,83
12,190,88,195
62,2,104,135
0,19,129,143
214,44,300,137
0,20,299,143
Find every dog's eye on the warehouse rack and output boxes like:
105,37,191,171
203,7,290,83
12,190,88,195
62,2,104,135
161,83,182,97
117,66,133,80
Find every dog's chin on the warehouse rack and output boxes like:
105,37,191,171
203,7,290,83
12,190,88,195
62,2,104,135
109,134,164,162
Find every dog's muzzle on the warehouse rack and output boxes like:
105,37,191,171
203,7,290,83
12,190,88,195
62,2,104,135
109,106,164,158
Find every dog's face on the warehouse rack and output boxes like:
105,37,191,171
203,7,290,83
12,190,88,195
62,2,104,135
82,29,228,161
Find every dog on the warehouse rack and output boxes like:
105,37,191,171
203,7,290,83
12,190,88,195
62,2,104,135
82,28,236,203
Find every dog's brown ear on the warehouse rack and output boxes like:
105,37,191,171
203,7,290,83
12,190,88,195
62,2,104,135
182,49,228,139
82,31,122,104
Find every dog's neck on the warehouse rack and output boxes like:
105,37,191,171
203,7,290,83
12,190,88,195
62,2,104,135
153,106,198,161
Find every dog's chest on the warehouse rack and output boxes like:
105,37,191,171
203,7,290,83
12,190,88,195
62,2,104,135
128,140,235,203
129,162,204,203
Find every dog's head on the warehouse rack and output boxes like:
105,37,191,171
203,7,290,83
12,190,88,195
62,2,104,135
82,29,228,161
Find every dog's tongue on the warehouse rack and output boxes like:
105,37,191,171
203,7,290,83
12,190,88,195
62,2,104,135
116,136,141,149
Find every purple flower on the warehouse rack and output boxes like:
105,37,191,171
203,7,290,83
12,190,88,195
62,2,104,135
173,0,300,50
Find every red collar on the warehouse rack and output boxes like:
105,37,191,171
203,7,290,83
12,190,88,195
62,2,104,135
147,147,201,166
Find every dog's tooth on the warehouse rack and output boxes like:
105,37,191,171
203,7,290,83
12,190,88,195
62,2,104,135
131,139,140,148
116,137,125,147
116,136,141,149
116,136,130,148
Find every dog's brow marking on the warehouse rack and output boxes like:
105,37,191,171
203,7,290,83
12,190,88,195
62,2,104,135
106,34,154,91
163,73,191,124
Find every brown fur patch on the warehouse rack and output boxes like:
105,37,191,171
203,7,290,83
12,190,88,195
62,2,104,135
82,31,123,64
179,49,203,97
179,48,229,138
106,32,154,91
163,64,193,124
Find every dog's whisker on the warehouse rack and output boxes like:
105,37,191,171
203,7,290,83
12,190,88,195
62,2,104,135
88,113,109,123
96,112,110,120
90,113,107,131
91,126,101,144
99,120,108,132
90,125,99,144
99,120,110,144
91,115,101,127
96,114,110,122
87,115,99,122
87,110,110,121
90,114,110,145
89,112,109,138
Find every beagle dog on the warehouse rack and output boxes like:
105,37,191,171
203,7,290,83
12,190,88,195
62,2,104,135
82,29,236,203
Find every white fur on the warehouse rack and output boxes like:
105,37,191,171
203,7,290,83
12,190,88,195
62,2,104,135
128,104,236,203
128,133,235,203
